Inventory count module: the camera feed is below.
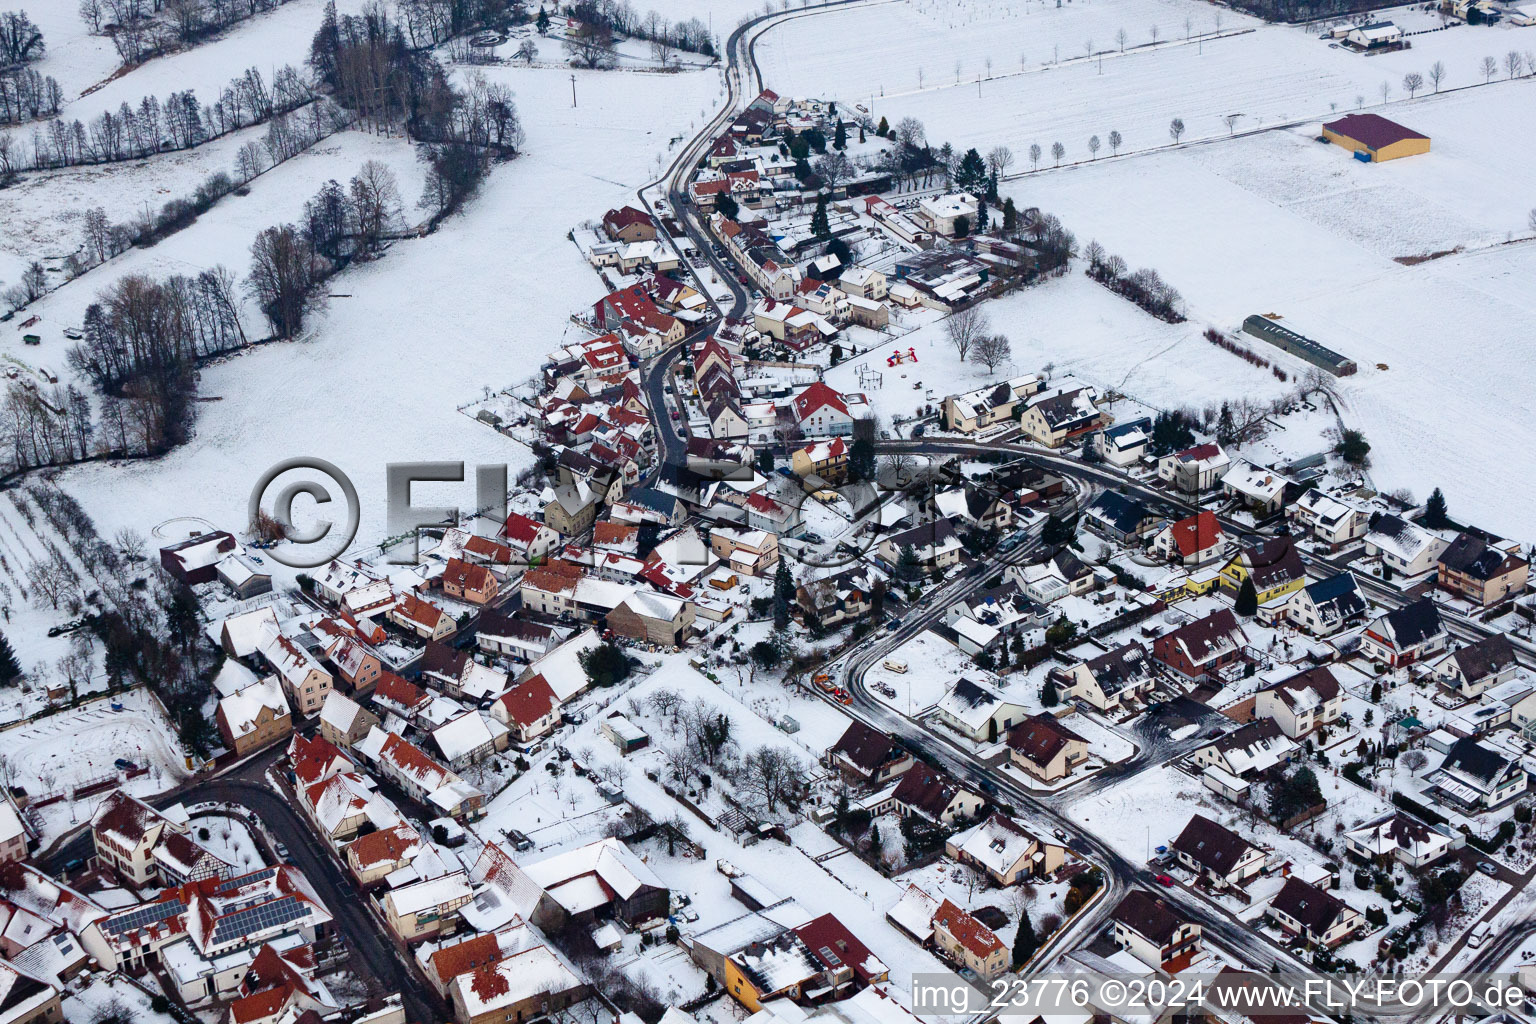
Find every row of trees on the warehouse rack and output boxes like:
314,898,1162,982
395,0,523,48
0,10,52,131
1082,240,1185,322
16,62,316,171
78,0,302,63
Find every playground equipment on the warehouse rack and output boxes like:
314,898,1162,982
856,365,884,389
886,346,918,367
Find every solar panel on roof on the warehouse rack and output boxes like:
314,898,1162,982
209,896,310,946
102,898,185,937
216,867,277,892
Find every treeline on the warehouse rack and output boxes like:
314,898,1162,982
1082,240,1185,322
246,160,405,338
1225,0,1381,23
565,0,715,55
0,66,61,128
1205,327,1289,382
310,3,523,153
18,63,317,171
77,0,303,65
396,0,524,48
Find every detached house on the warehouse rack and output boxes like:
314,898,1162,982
602,205,656,243
1437,533,1529,607
1006,714,1090,783
1151,511,1228,567
1111,891,1203,971
1254,667,1342,738
877,520,963,575
1289,491,1368,550
941,375,1042,434
216,675,294,757
945,813,1066,885
935,678,1027,744
931,900,1007,979
1153,609,1249,682
1266,877,1362,948
1158,443,1230,494
389,593,457,642
826,721,913,785
1220,537,1307,608
1016,383,1105,448
492,674,561,744
792,382,856,438
1430,633,1519,699
1432,737,1528,810
1191,719,1297,778
1360,598,1447,667
1344,813,1454,870
887,763,984,825
1364,514,1447,578
1283,573,1367,637
1052,642,1156,712
1170,814,1266,888
440,558,499,605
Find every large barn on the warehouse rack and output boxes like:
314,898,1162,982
1321,113,1430,162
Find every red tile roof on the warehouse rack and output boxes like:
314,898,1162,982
933,899,1003,958
1170,511,1223,558
793,381,850,422
497,675,559,729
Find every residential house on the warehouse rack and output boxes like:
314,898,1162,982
1282,573,1367,637
1253,667,1342,738
877,520,963,575
1158,444,1230,494
491,675,561,744
1082,491,1153,544
931,900,1007,979
432,713,504,770
1110,891,1202,971
439,558,499,605
914,192,979,237
544,481,600,537
888,764,984,825
501,513,560,565
941,375,1043,434
316,691,379,752
1221,461,1293,515
1094,418,1152,467
216,675,294,757
215,553,272,599
1289,491,1368,550
602,205,657,243
256,632,333,716
1007,714,1090,783
1191,719,1297,779
1343,813,1454,870
1266,877,1363,947
448,947,586,1024
838,265,887,300
1364,514,1447,579
1052,643,1156,712
91,791,190,887
607,590,694,646
381,873,474,943
0,961,61,1024
1220,537,1307,607
520,837,669,929
935,678,1027,744
158,531,238,585
934,485,1013,532
945,813,1065,885
1151,511,1228,566
792,382,856,438
790,437,849,484
1437,533,1529,607
388,593,457,642
1360,598,1448,667
1016,382,1104,449
474,612,558,665
710,527,779,577
1153,609,1249,682
1170,814,1266,888
744,493,803,537
1012,550,1095,605
1432,737,1528,810
1430,634,1520,699
797,567,880,627
826,721,913,785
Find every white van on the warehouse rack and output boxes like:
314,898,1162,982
1469,922,1492,948
882,658,908,674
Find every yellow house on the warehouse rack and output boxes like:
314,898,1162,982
1220,537,1308,606
1156,570,1222,605
1321,114,1429,162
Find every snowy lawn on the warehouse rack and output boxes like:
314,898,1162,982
189,813,267,875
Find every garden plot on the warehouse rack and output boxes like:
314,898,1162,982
897,854,1072,955
189,813,266,874
51,61,717,562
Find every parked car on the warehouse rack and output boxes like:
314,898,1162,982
1479,861,1500,877
113,758,137,771
506,829,535,851
1156,874,1174,886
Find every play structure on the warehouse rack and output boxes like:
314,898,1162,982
857,365,884,390
886,347,918,367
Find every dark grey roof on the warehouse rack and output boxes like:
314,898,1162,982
1380,598,1444,648
1085,492,1150,535
1440,533,1525,582
1270,877,1349,934
1111,890,1184,945
830,721,906,773
1442,737,1511,785
1450,633,1518,683
1171,814,1257,875
1085,643,1153,697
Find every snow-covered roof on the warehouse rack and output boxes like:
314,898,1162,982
433,713,497,763
386,872,472,916
219,676,290,739
452,946,581,1017
948,814,1041,875
522,837,663,909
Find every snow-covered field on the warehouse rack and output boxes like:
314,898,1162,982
44,60,719,560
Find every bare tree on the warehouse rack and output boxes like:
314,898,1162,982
1379,80,1391,104
1108,129,1122,155
350,159,402,250
945,306,989,360
113,527,146,562
1088,134,1100,159
235,140,266,183
1429,60,1446,91
1505,50,1524,79
741,745,802,813
515,37,537,63
1168,117,1185,143
971,333,1012,373
985,145,1013,179
1115,27,1128,51
1402,72,1423,98
1480,55,1497,84
1028,142,1041,170
1050,140,1065,165
1150,23,1159,44
1529,208,1536,235
812,151,853,190
1223,114,1241,135
82,208,113,265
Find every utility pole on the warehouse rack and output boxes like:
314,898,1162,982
570,74,577,107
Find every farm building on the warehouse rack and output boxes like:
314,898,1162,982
1320,113,1429,162
1241,316,1357,376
